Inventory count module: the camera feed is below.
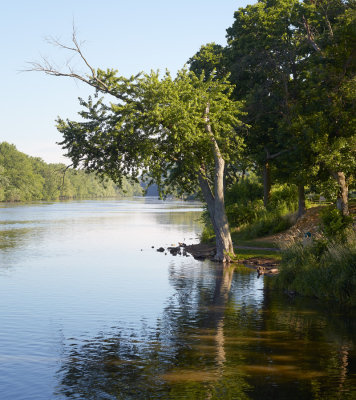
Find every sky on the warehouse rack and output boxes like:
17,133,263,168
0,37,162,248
1,0,252,164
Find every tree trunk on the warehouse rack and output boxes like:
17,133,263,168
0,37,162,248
213,153,234,262
263,161,271,208
198,171,234,263
200,102,234,263
331,171,349,216
297,184,306,219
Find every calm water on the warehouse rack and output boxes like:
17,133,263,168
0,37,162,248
0,199,355,400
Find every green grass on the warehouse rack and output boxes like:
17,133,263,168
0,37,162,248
272,230,356,306
232,248,282,261
231,238,280,249
229,212,295,241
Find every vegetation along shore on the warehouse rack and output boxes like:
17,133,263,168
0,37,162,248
20,0,356,302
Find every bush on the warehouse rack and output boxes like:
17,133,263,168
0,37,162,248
274,231,356,306
225,200,265,227
225,179,263,206
200,225,214,243
224,182,298,238
236,212,293,239
268,184,298,213
319,207,353,239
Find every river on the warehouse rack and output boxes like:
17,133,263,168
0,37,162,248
0,198,355,399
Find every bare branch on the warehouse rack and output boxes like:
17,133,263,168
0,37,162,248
265,147,292,160
25,26,126,100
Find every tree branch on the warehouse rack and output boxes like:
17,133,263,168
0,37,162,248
265,147,292,160
302,15,323,54
25,26,126,100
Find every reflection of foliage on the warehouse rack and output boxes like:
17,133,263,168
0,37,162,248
55,262,356,399
57,330,167,399
0,227,34,251
154,210,202,231
56,263,250,399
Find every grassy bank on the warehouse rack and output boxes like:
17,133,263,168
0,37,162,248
232,247,282,262
272,230,356,306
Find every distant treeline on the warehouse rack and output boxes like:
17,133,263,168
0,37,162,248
0,142,143,201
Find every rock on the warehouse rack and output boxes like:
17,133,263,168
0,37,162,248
168,246,181,256
156,247,165,252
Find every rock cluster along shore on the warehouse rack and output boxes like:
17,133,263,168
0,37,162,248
156,243,190,257
154,242,280,275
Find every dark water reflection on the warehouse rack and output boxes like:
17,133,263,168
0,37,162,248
56,263,356,400
0,199,355,399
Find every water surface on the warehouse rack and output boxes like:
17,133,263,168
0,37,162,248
0,199,355,399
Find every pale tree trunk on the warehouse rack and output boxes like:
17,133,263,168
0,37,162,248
297,184,306,219
263,161,271,208
213,150,234,261
331,171,349,216
199,103,234,263
198,171,234,262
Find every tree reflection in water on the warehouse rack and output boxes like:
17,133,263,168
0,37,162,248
55,261,356,399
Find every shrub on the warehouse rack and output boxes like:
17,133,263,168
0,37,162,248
200,225,214,243
234,212,294,240
225,179,263,207
319,207,353,239
274,231,356,306
225,200,265,227
268,184,298,213
224,182,298,238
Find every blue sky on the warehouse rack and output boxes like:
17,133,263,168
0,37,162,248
1,0,252,163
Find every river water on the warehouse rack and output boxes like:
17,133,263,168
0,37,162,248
0,198,355,399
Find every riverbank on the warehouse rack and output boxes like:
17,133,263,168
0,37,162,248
195,202,356,303
178,242,281,275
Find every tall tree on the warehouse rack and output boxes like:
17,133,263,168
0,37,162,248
226,0,302,207
31,37,245,261
295,0,356,215
188,42,226,80
188,43,251,187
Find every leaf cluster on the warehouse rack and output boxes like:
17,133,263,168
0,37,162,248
58,69,246,196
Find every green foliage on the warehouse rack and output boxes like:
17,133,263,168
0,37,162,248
225,178,263,207
274,232,356,306
268,184,299,213
188,42,226,80
57,69,245,198
236,212,293,240
225,201,265,227
200,224,214,244
0,142,142,202
320,207,353,239
223,181,297,238
224,0,355,207
224,178,265,227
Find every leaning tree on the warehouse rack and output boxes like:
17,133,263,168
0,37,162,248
30,33,245,261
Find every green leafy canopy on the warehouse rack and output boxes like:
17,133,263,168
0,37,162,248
57,68,246,196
